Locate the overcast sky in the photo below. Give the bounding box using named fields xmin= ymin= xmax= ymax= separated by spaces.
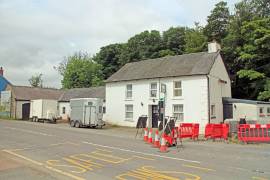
xmin=0 ymin=0 xmax=240 ymax=88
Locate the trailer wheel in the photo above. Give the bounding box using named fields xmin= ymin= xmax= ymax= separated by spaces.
xmin=70 ymin=120 xmax=75 ymax=127
xmin=75 ymin=121 xmax=81 ymax=128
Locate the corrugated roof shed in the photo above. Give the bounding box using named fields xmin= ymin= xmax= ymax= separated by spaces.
xmin=12 ymin=86 xmax=64 ymax=101
xmin=59 ymin=86 xmax=105 ymax=102
xmin=106 ymin=51 xmax=219 ymax=83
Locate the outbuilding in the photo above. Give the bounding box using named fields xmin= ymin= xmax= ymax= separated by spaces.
xmin=2 ymin=85 xmax=63 ymax=119
xmin=223 ymin=97 xmax=270 ymax=123
xmin=105 ymin=42 xmax=232 ymax=133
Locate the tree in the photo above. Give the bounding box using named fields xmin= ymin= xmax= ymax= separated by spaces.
xmin=93 ymin=43 xmax=125 ymax=79
xmin=29 ymin=74 xmax=43 ymax=87
xmin=162 ymin=27 xmax=186 ymax=55
xmin=56 ymin=52 xmax=104 ymax=89
xmin=119 ymin=30 xmax=163 ymax=65
xmin=204 ymin=1 xmax=230 ymax=42
xmin=184 ymin=23 xmax=207 ymax=53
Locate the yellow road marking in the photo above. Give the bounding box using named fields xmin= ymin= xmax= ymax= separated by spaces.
xmin=252 ymin=177 xmax=269 ymax=180
xmin=182 ymin=164 xmax=215 ymax=172
xmin=45 ymin=165 xmax=85 ymax=180
xmin=95 ymin=148 xmax=112 ymax=153
xmin=2 ymin=149 xmax=43 ymax=166
xmin=116 ymin=166 xmax=201 ymax=180
xmin=132 ymin=155 xmax=155 ymax=161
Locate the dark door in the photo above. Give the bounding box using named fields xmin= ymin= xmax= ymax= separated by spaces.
xmin=223 ymin=104 xmax=233 ymax=120
xmin=152 ymin=105 xmax=159 ymax=128
xmin=22 ymin=103 xmax=30 ymax=120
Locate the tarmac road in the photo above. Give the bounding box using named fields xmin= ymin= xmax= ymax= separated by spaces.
xmin=0 ymin=119 xmax=269 ymax=180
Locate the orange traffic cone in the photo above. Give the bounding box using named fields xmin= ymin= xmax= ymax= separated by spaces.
xmin=153 ymin=130 xmax=160 ymax=148
xmin=144 ymin=128 xmax=148 ymax=142
xmin=159 ymin=133 xmax=168 ymax=153
xmin=147 ymin=128 xmax=153 ymax=144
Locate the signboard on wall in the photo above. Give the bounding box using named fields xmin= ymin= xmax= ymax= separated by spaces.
xmin=0 ymin=90 xmax=11 ymax=117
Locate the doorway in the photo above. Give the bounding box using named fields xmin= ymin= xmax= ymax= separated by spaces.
xmin=22 ymin=103 xmax=30 ymax=120
xmin=151 ymin=105 xmax=159 ymax=128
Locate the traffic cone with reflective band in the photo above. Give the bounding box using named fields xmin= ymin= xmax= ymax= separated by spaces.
xmin=159 ymin=133 xmax=168 ymax=153
xmin=153 ymin=130 xmax=160 ymax=148
xmin=148 ymin=128 xmax=153 ymax=144
xmin=144 ymin=128 xmax=148 ymax=142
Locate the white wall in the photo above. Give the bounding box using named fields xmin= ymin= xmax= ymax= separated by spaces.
xmin=58 ymin=102 xmax=71 ymax=120
xmin=209 ymin=54 xmax=231 ymax=123
xmin=105 ymin=75 xmax=209 ymax=133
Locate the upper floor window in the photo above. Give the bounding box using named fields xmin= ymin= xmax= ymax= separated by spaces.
xmin=173 ymin=81 xmax=182 ymax=97
xmin=126 ymin=84 xmax=132 ymax=99
xmin=62 ymin=107 xmax=66 ymax=114
xmin=267 ymin=107 xmax=270 ymax=114
xmin=150 ymin=83 xmax=157 ymax=98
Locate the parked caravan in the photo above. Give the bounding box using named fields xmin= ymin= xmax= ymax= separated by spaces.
xmin=30 ymin=99 xmax=58 ymax=123
xmin=70 ymin=98 xmax=105 ymax=128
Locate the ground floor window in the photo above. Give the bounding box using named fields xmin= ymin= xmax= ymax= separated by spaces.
xmin=173 ymin=104 xmax=183 ymax=121
xmin=125 ymin=104 xmax=133 ymax=121
xmin=211 ymin=105 xmax=216 ymax=118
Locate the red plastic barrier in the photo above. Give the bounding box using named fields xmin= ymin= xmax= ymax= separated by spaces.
xmin=178 ymin=123 xmax=199 ymax=140
xmin=164 ymin=127 xmax=178 ymax=146
xmin=204 ymin=124 xmax=229 ymax=140
xmin=238 ymin=124 xmax=270 ymax=143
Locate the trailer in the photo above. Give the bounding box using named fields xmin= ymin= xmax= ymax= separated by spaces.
xmin=30 ymin=99 xmax=58 ymax=123
xmin=70 ymin=98 xmax=105 ymax=128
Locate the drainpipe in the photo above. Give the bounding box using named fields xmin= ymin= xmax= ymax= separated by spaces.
xmin=207 ymin=76 xmax=210 ymax=124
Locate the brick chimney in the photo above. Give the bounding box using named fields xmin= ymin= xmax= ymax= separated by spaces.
xmin=0 ymin=67 xmax=3 ymax=76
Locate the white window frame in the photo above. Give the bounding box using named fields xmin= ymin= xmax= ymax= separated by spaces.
xmin=173 ymin=81 xmax=182 ymax=97
xmin=125 ymin=104 xmax=133 ymax=121
xmin=150 ymin=82 xmax=157 ymax=98
xmin=173 ymin=104 xmax=184 ymax=121
xmin=211 ymin=104 xmax=216 ymax=118
xmin=62 ymin=107 xmax=66 ymax=114
xmin=126 ymin=84 xmax=132 ymax=99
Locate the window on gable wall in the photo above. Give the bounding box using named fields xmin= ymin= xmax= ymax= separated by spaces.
xmin=211 ymin=105 xmax=216 ymax=118
xmin=173 ymin=81 xmax=182 ymax=97
xmin=150 ymin=83 xmax=157 ymax=98
xmin=259 ymin=107 xmax=264 ymax=114
xmin=62 ymin=107 xmax=66 ymax=114
xmin=173 ymin=104 xmax=184 ymax=121
xmin=126 ymin=84 xmax=132 ymax=99
xmin=267 ymin=107 xmax=270 ymax=116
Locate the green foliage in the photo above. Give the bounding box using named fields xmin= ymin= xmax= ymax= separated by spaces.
xmin=59 ymin=52 xmax=104 ymax=89
xmin=184 ymin=23 xmax=207 ymax=53
xmin=204 ymin=1 xmax=230 ymax=42
xmin=29 ymin=73 xmax=43 ymax=87
xmin=237 ymin=70 xmax=265 ymax=80
xmin=162 ymin=27 xmax=186 ymax=55
xmin=258 ymin=80 xmax=270 ymax=100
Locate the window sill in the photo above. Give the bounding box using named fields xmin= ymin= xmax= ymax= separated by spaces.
xmin=172 ymin=97 xmax=184 ymax=100
xmin=125 ymin=119 xmax=134 ymax=122
xmin=259 ymin=114 xmax=265 ymax=117
xmin=125 ymin=99 xmax=133 ymax=101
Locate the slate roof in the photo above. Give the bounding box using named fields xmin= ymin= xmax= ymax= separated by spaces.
xmin=12 ymin=86 xmax=64 ymax=101
xmin=58 ymin=86 xmax=105 ymax=102
xmin=223 ymin=97 xmax=270 ymax=105
xmin=106 ymin=51 xmax=220 ymax=83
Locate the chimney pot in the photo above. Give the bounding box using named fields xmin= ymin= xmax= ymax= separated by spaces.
xmin=0 ymin=67 xmax=3 ymax=76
